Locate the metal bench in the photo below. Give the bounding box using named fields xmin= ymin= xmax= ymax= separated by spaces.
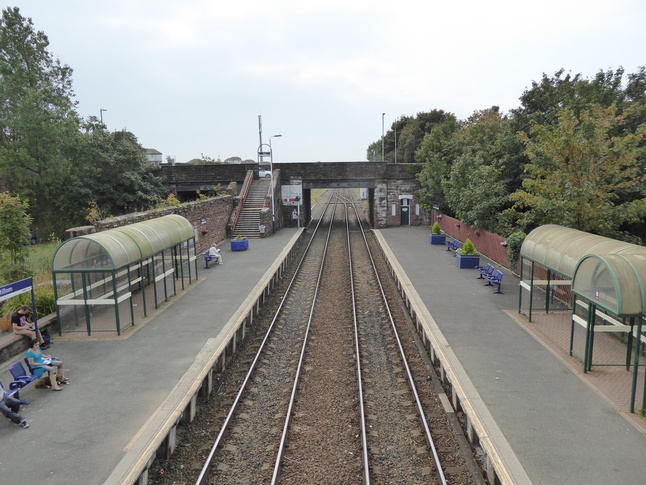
xmin=477 ymin=263 xmax=495 ymax=279
xmin=202 ymin=252 xmax=215 ymax=269
xmin=484 ymin=270 xmax=504 ymax=294
xmin=446 ymin=239 xmax=462 ymax=253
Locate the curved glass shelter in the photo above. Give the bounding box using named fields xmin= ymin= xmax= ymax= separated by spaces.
xmin=52 ymin=215 xmax=198 ymax=336
xmin=519 ymin=224 xmax=646 ymax=413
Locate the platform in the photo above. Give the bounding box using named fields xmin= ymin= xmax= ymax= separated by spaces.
xmin=0 ymin=228 xmax=301 ymax=485
xmin=1 ymin=224 xmax=644 ymax=485
xmin=376 ymin=226 xmax=646 ymax=485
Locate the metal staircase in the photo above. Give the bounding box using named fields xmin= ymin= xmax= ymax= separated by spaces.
xmin=232 ymin=179 xmax=270 ymax=238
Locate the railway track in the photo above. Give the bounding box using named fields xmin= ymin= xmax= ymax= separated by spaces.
xmin=150 ymin=190 xmax=485 ymax=485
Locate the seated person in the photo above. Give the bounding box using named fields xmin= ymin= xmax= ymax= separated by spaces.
xmin=208 ymin=244 xmax=223 ymax=265
xmin=0 ymin=382 xmax=29 ymax=428
xmin=26 ymin=339 xmax=68 ymax=391
xmin=12 ymin=306 xmax=47 ymax=349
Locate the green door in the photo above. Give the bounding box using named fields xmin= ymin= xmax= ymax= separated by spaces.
xmin=401 ymin=199 xmax=410 ymax=225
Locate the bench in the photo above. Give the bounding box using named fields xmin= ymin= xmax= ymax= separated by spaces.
xmin=446 ymin=240 xmax=462 ymax=253
xmin=8 ymin=362 xmax=38 ymax=399
xmin=477 ymin=263 xmax=495 ymax=279
xmin=484 ymin=270 xmax=504 ymax=294
xmin=202 ymin=252 xmax=216 ymax=269
xmin=0 ymin=380 xmax=29 ymax=410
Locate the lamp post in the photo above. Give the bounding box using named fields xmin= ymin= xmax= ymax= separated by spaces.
xmin=269 ymin=135 xmax=282 ymax=233
xmin=381 ymin=112 xmax=385 ymax=161
xmin=100 ymin=108 xmax=107 ymax=124
xmin=257 ymin=134 xmax=282 ymax=234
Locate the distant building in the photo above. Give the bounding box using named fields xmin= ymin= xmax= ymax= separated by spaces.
xmin=145 ymin=148 xmax=163 ymax=165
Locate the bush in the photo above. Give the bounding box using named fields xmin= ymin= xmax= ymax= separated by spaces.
xmin=459 ymin=238 xmax=478 ymax=255
xmin=431 ymin=222 xmax=441 ymax=234
xmin=506 ymin=231 xmax=526 ymax=272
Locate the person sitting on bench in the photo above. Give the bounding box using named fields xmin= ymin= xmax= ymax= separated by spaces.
xmin=12 ymin=306 xmax=47 ymax=349
xmin=26 ymin=339 xmax=68 ymax=391
xmin=208 ymin=244 xmax=223 ymax=265
xmin=0 ymin=382 xmax=29 ymax=428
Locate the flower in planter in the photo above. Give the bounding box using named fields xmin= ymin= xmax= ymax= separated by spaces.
xmin=457 ymin=238 xmax=478 ymax=255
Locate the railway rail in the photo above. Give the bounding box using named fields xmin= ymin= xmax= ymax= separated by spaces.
xmin=150 ymin=190 xmax=486 ymax=485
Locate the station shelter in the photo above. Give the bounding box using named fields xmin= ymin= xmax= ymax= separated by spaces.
xmin=519 ymin=224 xmax=646 ymax=412
xmin=51 ymin=215 xmax=199 ymax=336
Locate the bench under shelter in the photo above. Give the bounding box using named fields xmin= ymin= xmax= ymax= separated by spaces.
xmin=519 ymin=224 xmax=646 ymax=412
xmin=51 ymin=215 xmax=199 ymax=336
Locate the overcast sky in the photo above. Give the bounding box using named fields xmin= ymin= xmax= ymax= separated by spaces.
xmin=11 ymin=0 xmax=646 ymax=163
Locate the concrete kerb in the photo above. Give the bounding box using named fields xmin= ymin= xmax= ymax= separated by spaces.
xmin=373 ymin=230 xmax=532 ymax=485
xmin=105 ymin=229 xmax=305 ymax=485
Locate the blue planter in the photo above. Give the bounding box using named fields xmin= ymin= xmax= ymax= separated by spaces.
xmin=456 ymin=253 xmax=480 ymax=269
xmin=230 ymin=238 xmax=249 ymax=251
xmin=428 ymin=233 xmax=446 ymax=245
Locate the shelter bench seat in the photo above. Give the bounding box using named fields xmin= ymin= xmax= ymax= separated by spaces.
xmin=484 ymin=270 xmax=504 ymax=294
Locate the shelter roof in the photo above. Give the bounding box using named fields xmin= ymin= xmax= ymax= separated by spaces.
xmin=52 ymin=215 xmax=195 ymax=272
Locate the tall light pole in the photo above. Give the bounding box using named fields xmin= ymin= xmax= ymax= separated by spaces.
xmin=381 ymin=113 xmax=385 ymax=161
xmin=269 ymin=134 xmax=282 ymax=233
xmin=100 ymin=108 xmax=107 ymax=124
xmin=394 ymin=116 xmax=398 ymax=163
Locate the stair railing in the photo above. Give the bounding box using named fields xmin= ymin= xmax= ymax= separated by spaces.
xmin=230 ymin=171 xmax=254 ymax=234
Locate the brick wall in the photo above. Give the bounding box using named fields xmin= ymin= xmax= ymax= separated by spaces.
xmin=92 ymin=196 xmax=233 ymax=254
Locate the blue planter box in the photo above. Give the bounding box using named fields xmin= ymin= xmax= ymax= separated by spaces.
xmin=456 ymin=253 xmax=480 ymax=269
xmin=428 ymin=233 xmax=446 ymax=245
xmin=230 ymin=238 xmax=249 ymax=251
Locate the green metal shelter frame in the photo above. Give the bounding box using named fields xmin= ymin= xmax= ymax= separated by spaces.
xmin=519 ymin=224 xmax=646 ymax=413
xmin=572 ymin=253 xmax=646 ymax=413
xmin=51 ymin=215 xmax=199 ymax=336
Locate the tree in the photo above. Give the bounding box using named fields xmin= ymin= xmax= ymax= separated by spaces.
xmin=415 ymin=116 xmax=459 ymax=211
xmin=0 ymin=192 xmax=32 ymax=282
xmin=441 ymin=107 xmax=510 ymax=231
xmin=62 ymin=120 xmax=169 ymax=225
xmin=0 ymin=7 xmax=80 ymax=235
xmin=509 ymin=105 xmax=646 ymax=241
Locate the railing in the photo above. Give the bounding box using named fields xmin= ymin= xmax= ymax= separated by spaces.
xmin=230 ymin=171 xmax=254 ymax=234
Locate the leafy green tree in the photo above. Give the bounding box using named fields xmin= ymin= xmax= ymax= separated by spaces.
xmin=0 ymin=7 xmax=80 ymax=235
xmin=441 ymin=107 xmax=510 ymax=230
xmin=0 ymin=192 xmax=32 ymax=282
xmin=415 ymin=116 xmax=459 ymax=211
xmin=508 ymin=105 xmax=646 ymax=241
xmin=62 ymin=119 xmax=169 ymax=225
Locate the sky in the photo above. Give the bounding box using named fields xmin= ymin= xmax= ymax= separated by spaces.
xmin=10 ymin=0 xmax=646 ymax=163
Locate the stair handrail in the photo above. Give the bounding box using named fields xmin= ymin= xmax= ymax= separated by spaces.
xmin=263 ymin=168 xmax=275 ymax=209
xmin=231 ymin=171 xmax=254 ymax=234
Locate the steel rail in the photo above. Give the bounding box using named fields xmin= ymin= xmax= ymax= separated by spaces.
xmin=341 ymin=193 xmax=371 ymax=484
xmin=346 ymin=194 xmax=448 ymax=485
xmin=195 ymin=196 xmax=336 ymax=485
xmin=269 ymin=195 xmax=338 ymax=484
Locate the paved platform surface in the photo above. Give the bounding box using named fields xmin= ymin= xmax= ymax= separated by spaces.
xmin=1 ymin=224 xmax=644 ymax=485
xmin=377 ymin=226 xmax=646 ymax=485
xmin=0 ymin=228 xmax=301 ymax=485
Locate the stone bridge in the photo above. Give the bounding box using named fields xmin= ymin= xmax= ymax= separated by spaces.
xmin=159 ymin=162 xmax=427 ymax=228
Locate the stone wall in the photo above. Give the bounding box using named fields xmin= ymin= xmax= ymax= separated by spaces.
xmin=90 ymin=196 xmax=234 ymax=253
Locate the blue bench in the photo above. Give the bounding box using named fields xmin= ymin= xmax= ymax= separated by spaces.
xmin=477 ymin=263 xmax=495 ymax=279
xmin=8 ymin=362 xmax=38 ymax=400
xmin=446 ymin=240 xmax=462 ymax=253
xmin=484 ymin=270 xmax=504 ymax=294
xmin=202 ymin=252 xmax=216 ymax=269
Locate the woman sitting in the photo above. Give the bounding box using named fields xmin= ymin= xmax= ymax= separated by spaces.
xmin=26 ymin=339 xmax=68 ymax=391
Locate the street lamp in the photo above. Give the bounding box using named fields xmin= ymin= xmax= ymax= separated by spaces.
xmin=269 ymin=135 xmax=282 ymax=233
xmin=381 ymin=113 xmax=385 ymax=161
xmin=257 ymin=134 xmax=282 ymax=234
xmin=100 ymin=108 xmax=107 ymax=124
